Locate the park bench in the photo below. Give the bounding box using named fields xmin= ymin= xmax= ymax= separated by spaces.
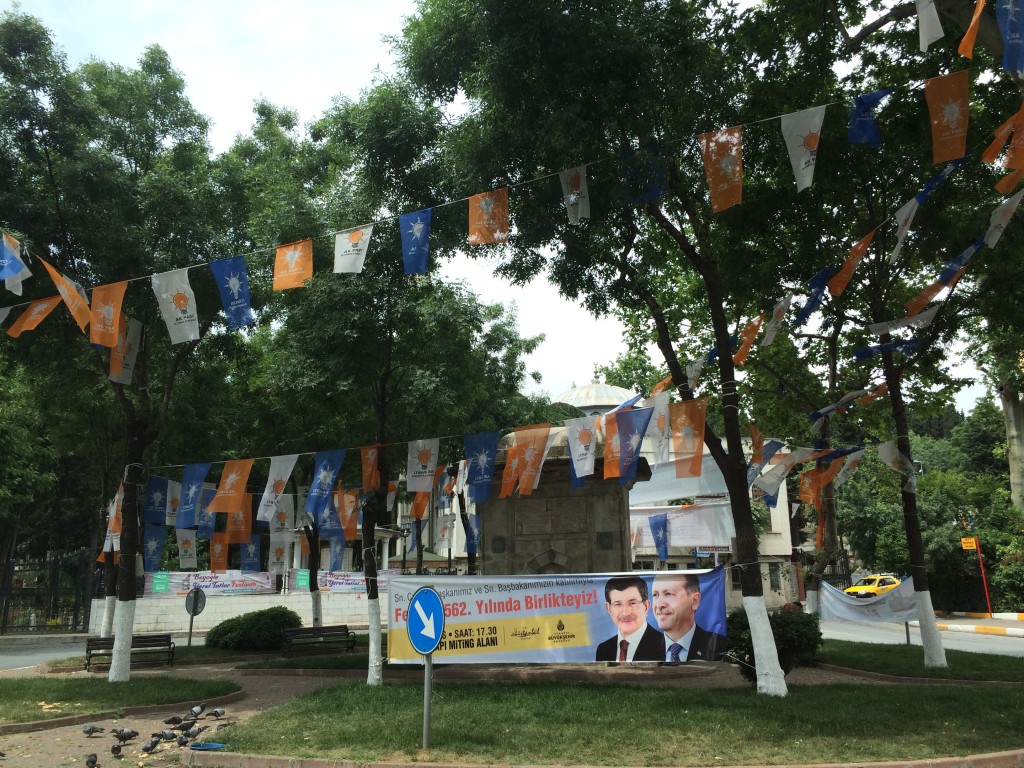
xmin=84 ymin=633 xmax=175 ymax=671
xmin=281 ymin=624 xmax=358 ymax=657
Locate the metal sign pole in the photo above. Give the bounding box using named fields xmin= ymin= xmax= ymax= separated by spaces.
xmin=423 ymin=652 xmax=433 ymax=749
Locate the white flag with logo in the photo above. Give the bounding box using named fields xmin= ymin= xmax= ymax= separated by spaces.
xmin=268 ymin=532 xmax=291 ymax=574
xmin=165 ymin=479 xmax=181 ymax=527
xmin=832 ymin=448 xmax=865 ymax=489
xmin=565 ymin=415 xmax=599 ymax=478
xmin=176 ymin=528 xmax=198 ymax=570
xmin=781 ymin=106 xmax=826 ymax=192
xmin=761 ymin=292 xmax=792 ymax=348
xmin=559 ymin=165 xmax=591 ymax=224
xmin=985 ymin=188 xmax=1024 ymax=248
xmin=407 ymin=438 xmax=439 ymax=492
xmin=643 ymin=392 xmax=671 ymax=464
xmin=270 ymin=493 xmax=295 ymax=533
xmin=878 ymin=440 xmax=918 ymax=493
xmin=868 ymin=305 xmax=941 ymax=336
xmin=436 ymin=513 xmax=456 ymax=549
xmin=889 ymin=197 xmax=920 ymax=263
xmin=151 ymin=268 xmax=200 ymax=344
xmin=258 ymin=454 xmax=299 ymax=522
xmin=915 ymin=0 xmax=943 ymax=51
xmin=334 ymin=224 xmax=375 ymax=273
xmin=109 ymin=316 xmax=142 ymax=385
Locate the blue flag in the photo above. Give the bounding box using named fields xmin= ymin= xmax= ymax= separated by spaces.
xmin=142 ymin=524 xmax=165 ymax=572
xmin=195 ymin=487 xmax=217 ymax=539
xmin=144 ymin=477 xmax=170 ymax=524
xmin=328 ymin=536 xmax=346 ymax=571
xmin=209 ymin=256 xmax=255 ymax=329
xmin=409 ymin=518 xmax=421 ymax=553
xmin=0 ymin=233 xmax=27 ymax=280
xmin=304 ymin=449 xmax=347 ymax=519
xmin=465 ymin=515 xmax=481 ymax=555
xmin=400 ymin=209 xmax=432 ymax=275
xmin=916 ymin=161 xmax=962 ymax=204
xmin=997 ymin=0 xmax=1024 ymax=73
xmin=616 ymin=407 xmax=654 ymax=484
xmin=793 ymin=265 xmax=836 ymax=327
xmin=623 ymin=145 xmax=664 ymax=203
xmin=853 ymin=338 xmax=918 ymax=361
xmin=240 ymin=536 xmax=262 ymax=573
xmin=569 ymin=456 xmax=586 ymax=491
xmin=464 ymin=430 xmax=499 ymax=503
xmin=848 ymin=89 xmax=893 ymax=147
xmin=649 ymin=513 xmax=669 ymax=562
xmin=178 ymin=463 xmax=212 ymax=529
xmin=317 ymin=492 xmax=342 ymax=536
xmin=938 ymin=238 xmax=984 ymax=284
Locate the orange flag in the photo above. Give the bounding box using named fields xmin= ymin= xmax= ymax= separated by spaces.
xmin=225 ymin=495 xmax=252 ymax=544
xmin=698 ymin=126 xmax=743 ymax=212
xmin=410 ymin=490 xmax=430 ymax=519
xmin=273 ymin=238 xmax=313 ymax=290
xmin=89 ymin=281 xmax=128 ymax=348
xmin=468 ymin=188 xmax=510 ymax=245
xmin=107 ymin=483 xmax=124 ymax=535
xmin=828 ymin=230 xmax=876 ymax=297
xmin=603 ymin=413 xmax=622 ymax=480
xmin=210 ymin=533 xmax=229 ymax=573
xmin=38 ymin=257 xmax=90 ymax=332
xmin=515 ymin=423 xmax=551 ymax=495
xmin=957 ymin=0 xmax=987 ymax=59
xmin=650 ymin=374 xmax=674 ymax=396
xmin=360 ymin=445 xmax=381 ymax=492
xmin=925 ymin=70 xmax=969 ymax=164
xmin=996 ymin=168 xmax=1024 ymax=194
xmin=338 ymin=490 xmax=359 ymax=540
xmin=858 ymin=384 xmax=888 ymax=405
xmin=7 ymin=296 xmax=61 ymax=338
xmin=982 ymin=103 xmax=1024 ymax=169
xmin=499 ymin=444 xmax=526 ymax=499
xmin=748 ymin=423 xmax=765 ymax=466
xmin=732 ymin=313 xmax=765 ymax=366
xmin=207 ymin=458 xmax=255 ymax=514
xmin=905 ymin=281 xmax=944 ymax=317
xmin=670 ymin=398 xmax=707 ymax=478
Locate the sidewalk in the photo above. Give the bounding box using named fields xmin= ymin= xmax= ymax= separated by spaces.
xmin=928 ymin=614 xmax=1024 ymax=638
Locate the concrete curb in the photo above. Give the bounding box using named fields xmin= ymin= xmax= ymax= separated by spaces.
xmin=912 ymin=622 xmax=1024 ymax=638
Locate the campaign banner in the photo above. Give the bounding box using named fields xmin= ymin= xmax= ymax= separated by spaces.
xmin=145 ymin=570 xmax=277 ymax=596
xmin=286 ymin=568 xmax=398 ymax=593
xmin=388 ymin=569 xmax=726 ymax=665
xmin=818 ymin=579 xmax=918 ymax=622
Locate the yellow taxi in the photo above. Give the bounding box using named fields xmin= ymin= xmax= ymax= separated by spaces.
xmin=844 ymin=574 xmax=901 ymax=598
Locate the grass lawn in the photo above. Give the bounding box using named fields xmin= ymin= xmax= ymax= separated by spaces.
xmin=0 ymin=677 xmax=240 ymax=725
xmin=817 ymin=639 xmax=1024 ymax=680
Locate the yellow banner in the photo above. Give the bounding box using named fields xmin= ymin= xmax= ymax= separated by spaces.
xmin=388 ymin=612 xmax=593 ymax=661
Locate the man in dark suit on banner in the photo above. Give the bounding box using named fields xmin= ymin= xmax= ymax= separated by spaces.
xmin=652 ymin=572 xmax=726 ymax=662
xmin=595 ymin=575 xmax=665 ymax=662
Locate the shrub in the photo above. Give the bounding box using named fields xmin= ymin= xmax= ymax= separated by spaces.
xmin=726 ymin=603 xmax=822 ymax=683
xmin=204 ymin=607 xmax=302 ymax=652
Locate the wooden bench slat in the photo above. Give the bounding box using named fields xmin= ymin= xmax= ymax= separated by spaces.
xmin=281 ymin=624 xmax=357 ymax=656
xmin=85 ymin=633 xmax=175 ymax=671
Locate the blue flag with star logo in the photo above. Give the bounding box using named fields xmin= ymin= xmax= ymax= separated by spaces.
xmin=463 ymin=430 xmax=499 ymax=503
xmin=400 ymin=209 xmax=432 ymax=275
xmin=195 ymin=487 xmax=217 ymax=539
xmin=304 ymin=449 xmax=347 ymax=519
xmin=649 ymin=513 xmax=669 ymax=561
xmin=178 ymin=463 xmax=212 ymax=529
xmin=144 ymin=477 xmax=170 ymax=524
xmin=240 ymin=536 xmax=262 ymax=573
xmin=209 ymin=256 xmax=254 ymax=329
xmin=143 ymin=524 xmax=165 ymax=572
xmin=997 ymin=0 xmax=1024 ymax=73
xmin=847 ymin=89 xmax=892 ymax=147
xmin=616 ymin=407 xmax=654 ymax=484
xmin=465 ymin=515 xmax=481 ymax=555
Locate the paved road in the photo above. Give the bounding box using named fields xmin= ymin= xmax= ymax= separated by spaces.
xmin=821 ymin=618 xmax=1024 ymax=657
xmin=0 ymin=639 xmax=86 ymax=671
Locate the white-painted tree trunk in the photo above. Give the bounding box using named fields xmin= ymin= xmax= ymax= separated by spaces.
xmin=310 ymin=589 xmax=322 ymax=628
xmin=999 ymin=384 xmax=1024 ymax=510
xmin=804 ymin=589 xmax=819 ymax=615
xmin=744 ymin=596 xmax=788 ymax=696
xmin=915 ymin=590 xmax=947 ymax=667
xmin=100 ymin=596 xmax=117 ymax=638
xmin=366 ymin=598 xmax=383 ymax=686
xmin=107 ymin=599 xmax=136 ymax=682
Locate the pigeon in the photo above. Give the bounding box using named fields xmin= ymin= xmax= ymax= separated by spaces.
xmin=186 ymin=702 xmax=206 ymax=718
xmin=163 ymin=716 xmax=183 ymax=726
xmin=111 ymin=728 xmax=138 ymax=744
xmin=85 ymin=754 xmax=99 ymax=768
xmin=110 ymin=743 xmax=121 ymax=758
xmin=208 ymin=708 xmax=225 ymax=719
xmin=176 ymin=735 xmax=189 ymax=747
xmin=182 ymin=725 xmax=209 ymax=739
xmin=151 ymin=730 xmax=177 ymax=741
xmin=82 ymin=724 xmax=105 ymax=737
xmin=173 ymin=719 xmax=197 ymax=731
xmin=140 ymin=738 xmax=160 ymax=754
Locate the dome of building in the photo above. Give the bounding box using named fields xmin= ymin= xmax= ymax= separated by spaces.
xmin=552 ymin=380 xmax=640 ymax=417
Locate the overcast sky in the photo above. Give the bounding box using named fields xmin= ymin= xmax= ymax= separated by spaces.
xmin=5 ymin=0 xmax=988 ymax=413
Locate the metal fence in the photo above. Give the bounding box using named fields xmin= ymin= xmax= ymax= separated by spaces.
xmin=0 ymin=550 xmax=91 ymax=634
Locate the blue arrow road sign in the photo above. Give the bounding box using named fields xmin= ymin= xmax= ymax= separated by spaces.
xmin=407 ymin=586 xmax=445 ymax=655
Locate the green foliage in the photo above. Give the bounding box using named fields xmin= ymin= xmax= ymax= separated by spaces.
xmin=204 ymin=607 xmax=302 ymax=652
xmin=726 ymin=605 xmax=822 ymax=683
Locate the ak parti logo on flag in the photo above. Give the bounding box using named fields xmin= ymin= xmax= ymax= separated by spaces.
xmin=273 ymin=238 xmax=313 ymax=290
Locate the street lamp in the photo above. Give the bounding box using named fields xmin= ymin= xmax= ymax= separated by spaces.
xmin=400 ymin=524 xmax=411 ymax=573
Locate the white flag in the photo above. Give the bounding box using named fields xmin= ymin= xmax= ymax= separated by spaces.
xmin=559 ymin=165 xmax=591 ymax=224
xmin=915 ymin=0 xmax=944 ymax=51
xmin=985 ymin=188 xmax=1024 ymax=248
xmin=109 ymin=316 xmax=142 ymax=385
xmin=151 ymin=268 xmax=200 ymax=344
xmin=5 ymin=261 xmax=31 ymax=296
xmin=334 ymin=224 xmax=375 ymax=273
xmin=686 ymin=357 xmax=704 ymax=390
xmin=165 ymin=479 xmax=181 ymax=527
xmin=643 ymin=392 xmax=671 ymax=464
xmin=407 ymin=438 xmax=439 ymax=492
xmin=878 ymin=440 xmax=918 ymax=493
xmin=565 ymin=415 xmax=599 ymax=478
xmin=781 ymin=106 xmax=826 ymax=192
xmin=868 ymin=305 xmax=941 ymax=336
xmin=761 ymin=292 xmax=792 ymax=348
xmin=753 ymin=447 xmax=816 ymax=500
xmin=0 ymin=307 xmax=10 ymax=327
xmin=176 ymin=528 xmax=198 ymax=570
xmin=833 ymin=448 xmax=865 ymax=489
xmin=268 ymin=532 xmax=291 ymax=574
xmin=889 ymin=197 xmax=920 ymax=263
xmin=810 ymin=389 xmax=871 ymax=433
xmin=436 ymin=513 xmax=456 ymax=549
xmin=454 ymin=459 xmax=468 ymax=494
xmin=270 ymin=493 xmax=295 ymax=533
xmin=258 ymin=454 xmax=299 ymax=521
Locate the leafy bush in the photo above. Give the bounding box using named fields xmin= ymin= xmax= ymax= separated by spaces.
xmin=726 ymin=603 xmax=822 ymax=683
xmin=204 ymin=607 xmax=302 ymax=652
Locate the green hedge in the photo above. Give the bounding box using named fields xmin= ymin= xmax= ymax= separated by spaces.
xmin=204 ymin=606 xmax=302 ymax=651
xmin=726 ymin=603 xmax=822 ymax=683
